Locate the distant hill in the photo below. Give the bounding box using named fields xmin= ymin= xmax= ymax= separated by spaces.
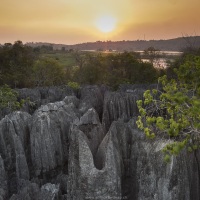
xmin=26 ymin=36 xmax=200 ymax=52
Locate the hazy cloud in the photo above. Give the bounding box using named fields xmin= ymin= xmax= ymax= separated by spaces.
xmin=0 ymin=0 xmax=199 ymax=44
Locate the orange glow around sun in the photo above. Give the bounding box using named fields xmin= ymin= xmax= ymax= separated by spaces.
xmin=0 ymin=0 xmax=200 ymax=44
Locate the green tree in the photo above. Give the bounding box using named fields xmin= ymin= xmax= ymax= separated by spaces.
xmin=143 ymin=46 xmax=160 ymax=64
xmin=32 ymin=58 xmax=65 ymax=86
xmin=0 ymin=85 xmax=22 ymax=110
xmin=0 ymin=41 xmax=36 ymax=87
xmin=136 ymin=55 xmax=200 ymax=161
xmin=104 ymin=52 xmax=161 ymax=89
xmin=166 ymin=47 xmax=200 ymax=80
xmin=73 ymin=50 xmax=87 ymax=70
xmin=71 ymin=51 xmax=163 ymax=89
xmin=72 ymin=53 xmax=105 ymax=85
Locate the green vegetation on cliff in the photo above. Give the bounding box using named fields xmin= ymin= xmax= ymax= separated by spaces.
xmin=0 ymin=85 xmax=23 ymax=110
xmin=137 ymin=55 xmax=200 ymax=161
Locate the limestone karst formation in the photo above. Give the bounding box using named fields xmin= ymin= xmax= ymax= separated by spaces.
xmin=0 ymin=85 xmax=199 ymax=200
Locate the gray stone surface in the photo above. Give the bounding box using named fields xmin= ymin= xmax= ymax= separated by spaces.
xmin=67 ymin=128 xmax=121 ymax=200
xmin=102 ymin=91 xmax=143 ymax=132
xmin=118 ymin=83 xmax=158 ymax=92
xmin=0 ymin=85 xmax=198 ymax=200
xmin=40 ymin=183 xmax=60 ymax=200
xmin=16 ymin=86 xmax=75 ymax=116
xmin=63 ymin=96 xmax=79 ymax=108
xmin=30 ymin=101 xmax=79 ymax=176
xmin=9 ymin=182 xmax=60 ymax=200
xmin=128 ymin=119 xmax=200 ymax=200
xmin=9 ymin=181 xmax=40 ymax=200
xmin=78 ymin=85 xmax=105 ymax=118
xmin=78 ymin=108 xmax=105 ymax=157
xmin=0 ymin=112 xmax=31 ymax=195
xmin=97 ymin=119 xmax=200 ymax=200
xmin=0 ymin=156 xmax=8 ymax=200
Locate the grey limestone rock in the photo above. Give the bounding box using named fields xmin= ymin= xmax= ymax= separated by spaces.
xmin=96 ymin=119 xmax=200 ymax=200
xmin=102 ymin=91 xmax=143 ymax=132
xmin=30 ymin=100 xmax=79 ymax=176
xmin=16 ymin=86 xmax=75 ymax=116
xmin=0 ymin=84 xmax=199 ymax=200
xmin=39 ymin=86 xmax=74 ymax=104
xmin=118 ymin=83 xmax=158 ymax=93
xmin=0 ymin=156 xmax=8 ymax=200
xmin=95 ymin=120 xmax=132 ymax=199
xmin=0 ymin=112 xmax=31 ymax=195
xmin=9 ymin=181 xmax=40 ymax=200
xmin=79 ymin=85 xmax=105 ymax=118
xmin=40 ymin=183 xmax=60 ymax=200
xmin=55 ymin=174 xmax=68 ymax=195
xmin=67 ymin=128 xmax=121 ymax=200
xmin=127 ymin=119 xmax=200 ymax=200
xmin=78 ymin=108 xmax=105 ymax=157
xmin=14 ymin=134 xmax=30 ymax=188
xmin=9 ymin=182 xmax=60 ymax=200
xmin=63 ymin=96 xmax=79 ymax=108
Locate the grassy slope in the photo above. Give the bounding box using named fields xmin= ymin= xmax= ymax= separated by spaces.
xmin=39 ymin=50 xmax=180 ymax=70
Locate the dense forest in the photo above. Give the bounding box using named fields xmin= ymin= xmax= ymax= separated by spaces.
xmin=0 ymin=41 xmax=165 ymax=89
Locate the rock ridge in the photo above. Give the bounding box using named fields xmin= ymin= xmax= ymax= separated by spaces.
xmin=0 ymin=84 xmax=199 ymax=199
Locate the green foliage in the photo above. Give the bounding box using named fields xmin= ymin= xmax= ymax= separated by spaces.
xmin=143 ymin=47 xmax=161 ymax=64
xmin=67 ymin=81 xmax=80 ymax=90
xmin=137 ymin=55 xmax=200 ymax=159
xmin=0 ymin=42 xmax=164 ymax=89
xmin=0 ymin=85 xmax=22 ymax=110
xmin=32 ymin=58 xmax=65 ymax=86
xmin=33 ymin=45 xmax=53 ymax=54
xmin=0 ymin=41 xmax=37 ymax=87
xmin=166 ymin=47 xmax=200 ymax=80
xmin=40 ymin=52 xmax=77 ymax=68
xmin=71 ymin=52 xmax=162 ymax=89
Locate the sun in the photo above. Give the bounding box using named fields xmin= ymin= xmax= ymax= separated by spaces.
xmin=95 ymin=15 xmax=116 ymax=33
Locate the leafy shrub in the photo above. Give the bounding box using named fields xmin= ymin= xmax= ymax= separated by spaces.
xmin=32 ymin=58 xmax=65 ymax=86
xmin=137 ymin=55 xmax=200 ymax=161
xmin=0 ymin=85 xmax=23 ymax=110
xmin=67 ymin=81 xmax=80 ymax=90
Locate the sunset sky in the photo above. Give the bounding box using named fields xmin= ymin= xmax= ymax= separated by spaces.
xmin=1 ymin=0 xmax=200 ymax=44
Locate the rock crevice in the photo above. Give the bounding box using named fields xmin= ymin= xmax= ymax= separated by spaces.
xmin=0 ymin=85 xmax=199 ymax=200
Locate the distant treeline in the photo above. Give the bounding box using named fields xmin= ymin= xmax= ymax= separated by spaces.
xmin=26 ymin=36 xmax=200 ymax=52
xmin=0 ymin=41 xmax=165 ymax=89
xmin=0 ymin=41 xmax=65 ymax=88
xmin=0 ymin=40 xmax=199 ymax=89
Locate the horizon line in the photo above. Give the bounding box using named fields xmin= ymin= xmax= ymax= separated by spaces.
xmin=1 ymin=35 xmax=200 ymax=46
